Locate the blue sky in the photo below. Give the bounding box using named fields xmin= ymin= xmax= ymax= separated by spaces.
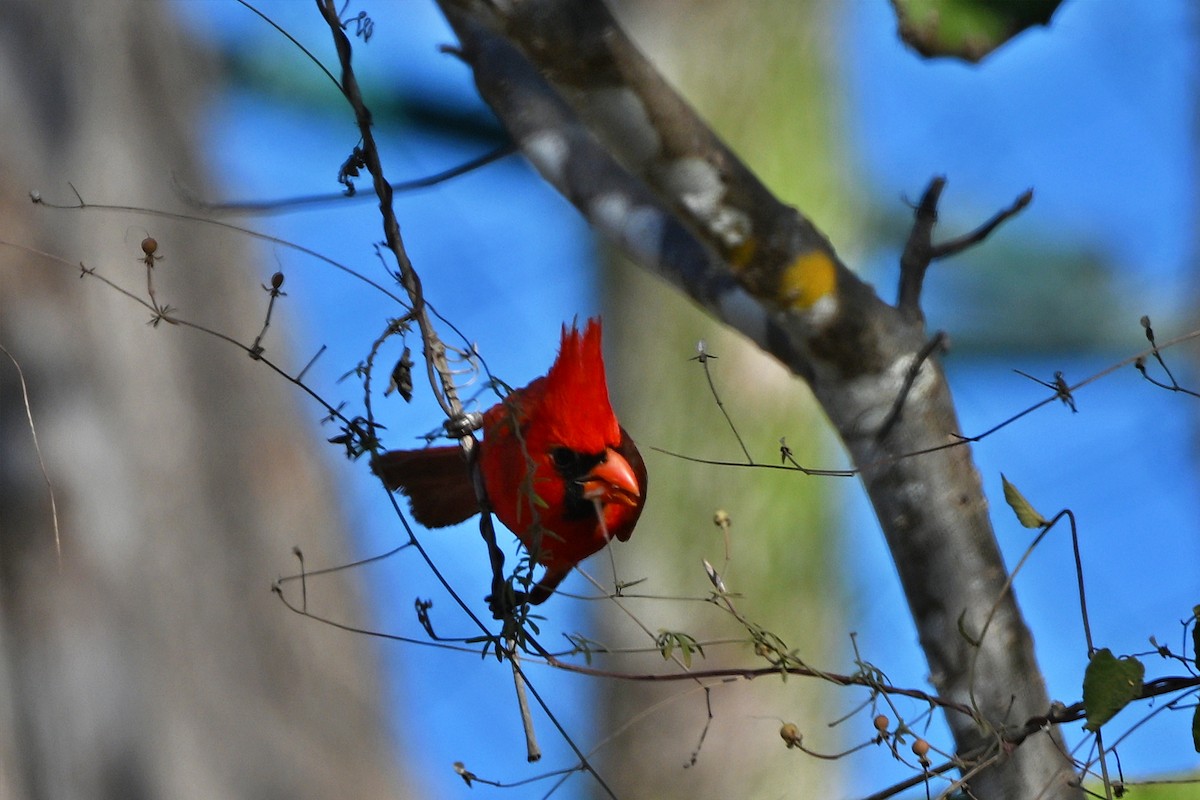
xmin=174 ymin=1 xmax=1200 ymax=796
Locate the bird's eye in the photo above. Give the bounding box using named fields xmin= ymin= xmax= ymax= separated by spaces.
xmin=550 ymin=447 xmax=577 ymax=469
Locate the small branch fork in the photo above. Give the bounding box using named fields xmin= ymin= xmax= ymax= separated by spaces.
xmin=897 ymin=176 xmax=1033 ymax=321
xmin=1136 ymin=315 xmax=1200 ymax=399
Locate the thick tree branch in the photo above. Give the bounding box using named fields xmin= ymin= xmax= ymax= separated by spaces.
xmin=432 ymin=1 xmax=1082 ymax=797
xmin=437 ymin=0 xmax=908 ymax=385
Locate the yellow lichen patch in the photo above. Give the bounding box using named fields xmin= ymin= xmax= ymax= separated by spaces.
xmin=727 ymin=235 xmax=757 ymax=271
xmin=779 ymin=250 xmax=837 ymax=309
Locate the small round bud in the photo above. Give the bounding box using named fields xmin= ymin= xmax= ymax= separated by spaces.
xmin=271 ymin=271 xmax=285 ymax=290
xmin=141 ymin=237 xmax=158 ymax=256
xmin=912 ymin=738 xmax=930 ymax=761
xmin=1139 ymin=315 xmax=1151 ymax=329
xmin=779 ymin=722 xmax=802 ymax=749
xmin=713 ymin=509 xmax=730 ymax=527
xmin=873 ymin=714 xmax=889 ymax=733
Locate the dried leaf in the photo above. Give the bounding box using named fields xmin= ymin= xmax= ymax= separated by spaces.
xmin=1002 ymin=474 xmax=1047 ymax=528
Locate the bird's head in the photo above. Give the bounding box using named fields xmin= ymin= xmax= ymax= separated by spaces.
xmin=521 ymin=319 xmax=646 ymax=535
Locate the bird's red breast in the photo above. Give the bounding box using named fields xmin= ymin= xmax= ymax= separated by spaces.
xmin=371 ymin=319 xmax=647 ymax=603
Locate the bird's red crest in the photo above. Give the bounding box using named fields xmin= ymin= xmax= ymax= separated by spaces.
xmin=534 ymin=319 xmax=621 ymax=453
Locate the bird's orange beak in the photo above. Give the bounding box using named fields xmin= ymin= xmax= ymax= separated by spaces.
xmin=581 ymin=448 xmax=641 ymax=507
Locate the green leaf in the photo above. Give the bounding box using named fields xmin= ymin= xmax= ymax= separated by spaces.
xmin=563 ymin=632 xmax=609 ymax=666
xmin=891 ymin=0 xmax=1063 ymax=63
xmin=1001 ymin=474 xmax=1047 ymax=528
xmin=1082 ymin=648 xmax=1144 ymax=732
xmin=656 ymin=630 xmax=704 ymax=668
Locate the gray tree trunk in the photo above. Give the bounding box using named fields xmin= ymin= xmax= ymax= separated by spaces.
xmin=0 ymin=2 xmax=404 ymax=797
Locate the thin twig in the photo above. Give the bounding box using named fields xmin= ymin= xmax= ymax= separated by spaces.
xmin=650 ymin=446 xmax=855 ymax=477
xmin=250 ymin=272 xmax=286 ymax=357
xmin=1013 ymin=369 xmax=1077 ymax=412
xmin=1135 ymin=315 xmax=1200 ymax=398
xmin=5 ymin=240 xmax=356 ymax=431
xmin=234 ymin=0 xmax=342 ymax=92
xmin=929 ymin=189 xmax=1033 ymax=260
xmin=508 ymin=641 xmax=542 ymax=762
xmin=31 ymin=192 xmax=411 ymax=306
xmin=685 ymin=687 xmax=714 ymax=767
xmin=0 ymin=344 xmax=62 ymax=569
xmin=183 ymin=144 xmax=518 ymax=215
xmin=692 ymin=340 xmax=753 ymax=463
xmin=275 ymin=541 xmax=411 ymax=584
xmin=292 ymin=547 xmax=307 ymax=612
xmin=295 ymin=344 xmax=326 ymax=383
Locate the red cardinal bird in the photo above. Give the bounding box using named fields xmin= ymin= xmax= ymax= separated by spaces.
xmin=372 ymin=319 xmax=647 ymax=604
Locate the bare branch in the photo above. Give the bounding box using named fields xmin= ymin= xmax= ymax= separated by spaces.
xmin=898 ymin=176 xmax=1033 ymax=320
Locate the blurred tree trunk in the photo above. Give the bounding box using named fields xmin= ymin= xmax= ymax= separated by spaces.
xmin=0 ymin=2 xmax=404 ymax=798
xmin=600 ymin=2 xmax=851 ymax=797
